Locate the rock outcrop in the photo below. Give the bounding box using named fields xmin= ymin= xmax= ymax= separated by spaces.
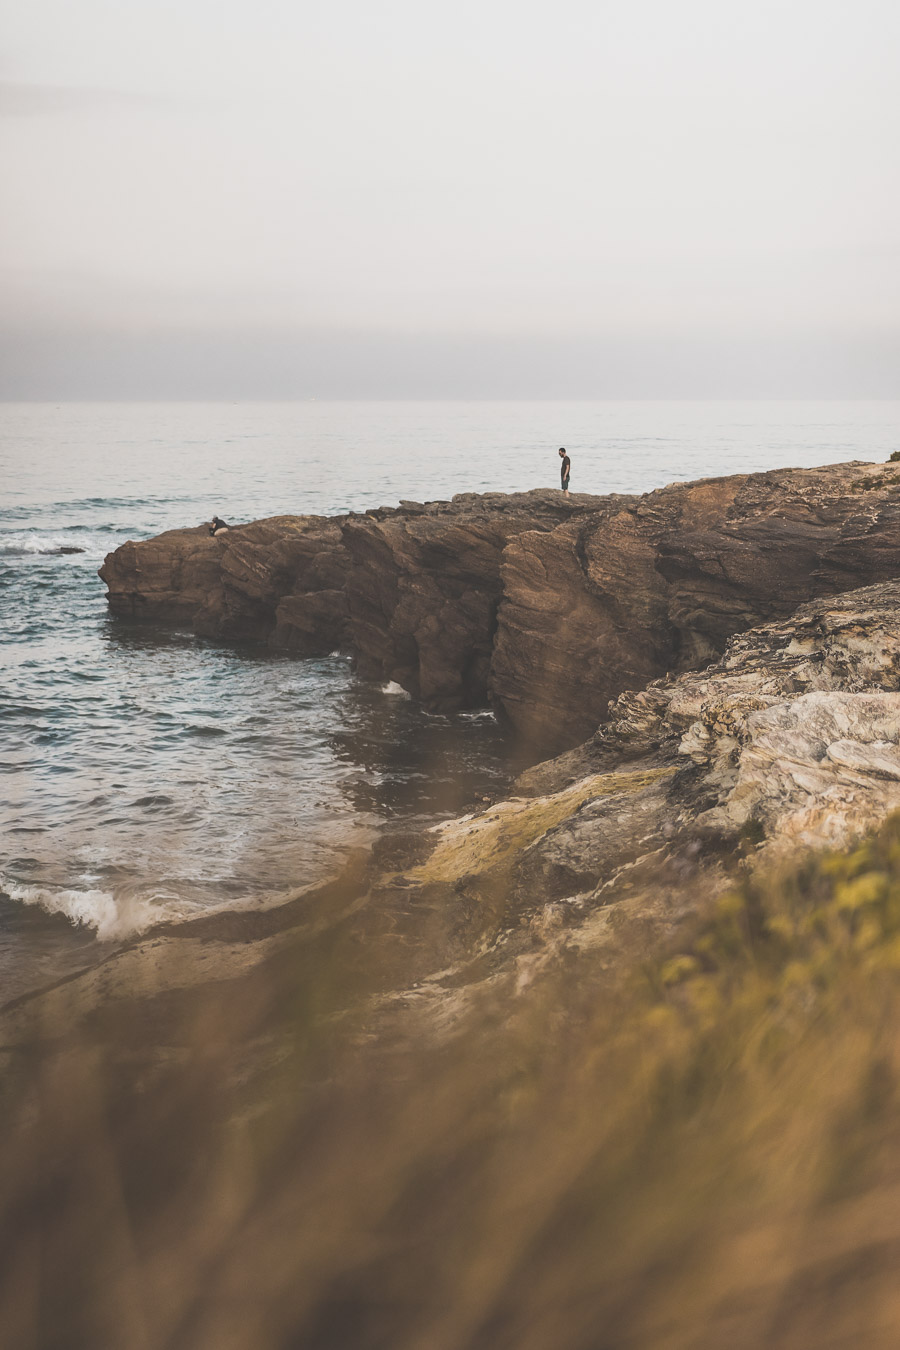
xmin=45 ymin=576 xmax=900 ymax=1051
xmin=363 ymin=578 xmax=900 ymax=1016
xmin=12 ymin=573 xmax=900 ymax=1350
xmin=99 ymin=515 xmax=351 ymax=653
xmin=340 ymin=492 xmax=609 ymax=708
xmin=492 ymin=462 xmax=900 ymax=748
xmin=100 ymin=491 xmax=612 ymax=709
xmin=604 ymin=580 xmax=900 ymax=854
xmin=511 ymin=577 xmax=900 ymax=883
xmin=100 ymin=462 xmax=900 ymax=750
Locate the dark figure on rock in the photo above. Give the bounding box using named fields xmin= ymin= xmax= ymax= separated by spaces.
xmin=558 ymin=447 xmax=571 ymax=494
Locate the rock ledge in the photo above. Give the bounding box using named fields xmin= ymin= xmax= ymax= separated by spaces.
xmin=100 ymin=463 xmax=900 ymax=751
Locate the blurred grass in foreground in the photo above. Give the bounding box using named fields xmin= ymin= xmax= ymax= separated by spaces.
xmin=7 ymin=817 xmax=900 ymax=1347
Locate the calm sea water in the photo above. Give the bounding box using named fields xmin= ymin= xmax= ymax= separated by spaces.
xmin=1 ymin=401 xmax=898 ymax=999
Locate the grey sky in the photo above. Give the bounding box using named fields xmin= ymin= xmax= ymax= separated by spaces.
xmin=1 ymin=0 xmax=898 ymax=396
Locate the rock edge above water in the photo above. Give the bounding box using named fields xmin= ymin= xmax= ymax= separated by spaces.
xmin=99 ymin=463 xmax=900 ymax=753
xmin=21 ymin=575 xmax=900 ymax=1044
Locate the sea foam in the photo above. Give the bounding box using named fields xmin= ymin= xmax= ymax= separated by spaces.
xmin=381 ymin=681 xmax=411 ymax=697
xmin=0 ymin=531 xmax=100 ymax=558
xmin=2 ymin=880 xmax=158 ymax=941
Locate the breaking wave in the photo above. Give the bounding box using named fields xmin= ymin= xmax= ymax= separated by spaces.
xmin=0 ymin=873 xmax=343 ymax=944
xmin=0 ymin=531 xmax=109 ymax=558
xmin=2 ymin=879 xmax=162 ymax=941
xmin=381 ymin=681 xmax=411 ymax=697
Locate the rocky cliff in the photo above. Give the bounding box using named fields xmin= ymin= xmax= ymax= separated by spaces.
xmin=99 ymin=491 xmax=614 ymax=712
xmin=339 ymin=492 xmax=609 ymax=709
xmin=100 ymin=462 xmax=900 ymax=750
xmin=17 ymin=574 xmax=900 ymax=1112
xmin=492 ymin=461 xmax=900 ymax=747
xmin=14 ymin=564 xmax=900 ymax=1350
xmin=340 ymin=576 xmax=900 ymax=1026
xmin=98 ymin=514 xmax=352 ymax=652
xmin=69 ymin=574 xmax=900 ymax=1039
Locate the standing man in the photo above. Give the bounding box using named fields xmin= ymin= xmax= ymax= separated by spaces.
xmin=558 ymin=447 xmax=571 ymax=494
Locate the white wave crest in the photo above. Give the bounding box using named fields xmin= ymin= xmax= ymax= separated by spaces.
xmin=381 ymin=681 xmax=411 ymax=697
xmin=3 ymin=880 xmax=158 ymax=941
xmin=0 ymin=531 xmax=99 ymax=558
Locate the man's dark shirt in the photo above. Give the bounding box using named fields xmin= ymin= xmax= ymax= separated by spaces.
xmin=560 ymin=455 xmax=571 ymax=488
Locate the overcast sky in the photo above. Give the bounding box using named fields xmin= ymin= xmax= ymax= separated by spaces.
xmin=1 ymin=0 xmax=898 ymax=397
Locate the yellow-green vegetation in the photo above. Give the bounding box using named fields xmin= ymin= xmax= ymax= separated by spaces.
xmin=9 ymin=816 xmax=900 ymax=1347
xmin=645 ymin=812 xmax=900 ymax=1022
xmin=408 ymin=766 xmax=674 ymax=884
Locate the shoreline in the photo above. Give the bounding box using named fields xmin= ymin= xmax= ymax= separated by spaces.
xmin=100 ymin=460 xmax=900 ymax=754
xmin=7 ymin=456 xmax=900 ymax=1346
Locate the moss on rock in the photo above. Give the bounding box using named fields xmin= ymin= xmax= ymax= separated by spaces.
xmin=408 ymin=767 xmax=675 ymax=885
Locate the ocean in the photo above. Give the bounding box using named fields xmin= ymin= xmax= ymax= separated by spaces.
xmin=2 ymin=399 xmax=898 ymax=1001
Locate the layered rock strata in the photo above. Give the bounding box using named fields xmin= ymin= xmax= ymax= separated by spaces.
xmin=366 ymin=578 xmax=900 ymax=1018
xmin=38 ymin=578 xmax=900 ymax=1046
xmin=100 ymin=462 xmax=900 ymax=750
xmin=492 ymin=462 xmax=900 ymax=747
xmin=99 ymin=515 xmax=351 ymax=653
xmin=11 ymin=574 xmax=900 ymax=1350
xmin=100 ymin=491 xmax=611 ymax=710
xmin=339 ymin=492 xmax=610 ymax=708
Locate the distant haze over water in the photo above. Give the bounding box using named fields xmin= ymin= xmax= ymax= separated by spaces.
xmin=4 ymin=1 xmax=898 ymax=399
xmin=1 ymin=400 xmax=898 ymax=998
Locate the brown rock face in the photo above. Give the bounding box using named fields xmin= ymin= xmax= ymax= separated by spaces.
xmin=516 ymin=578 xmax=900 ymax=866
xmin=99 ymin=515 xmax=350 ymax=654
xmin=341 ymin=491 xmax=609 ymax=709
xmin=491 ymin=463 xmax=900 ymax=750
xmin=100 ymin=463 xmax=900 ymax=752
xmin=99 ymin=491 xmax=610 ymax=706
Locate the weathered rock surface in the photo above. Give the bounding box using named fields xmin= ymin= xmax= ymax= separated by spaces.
xmin=361 ymin=578 xmax=900 ymax=1020
xmin=517 ymin=578 xmax=900 ymax=854
xmin=99 ymin=515 xmax=351 ymax=653
xmin=493 ymin=462 xmax=900 ymax=749
xmin=100 ymin=462 xmax=900 ymax=749
xmin=100 ymin=491 xmax=611 ymax=709
xmin=341 ymin=491 xmax=608 ymax=708
xmin=12 ymin=573 xmax=900 ymax=1350
xmin=15 ymin=577 xmax=900 ymax=1057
